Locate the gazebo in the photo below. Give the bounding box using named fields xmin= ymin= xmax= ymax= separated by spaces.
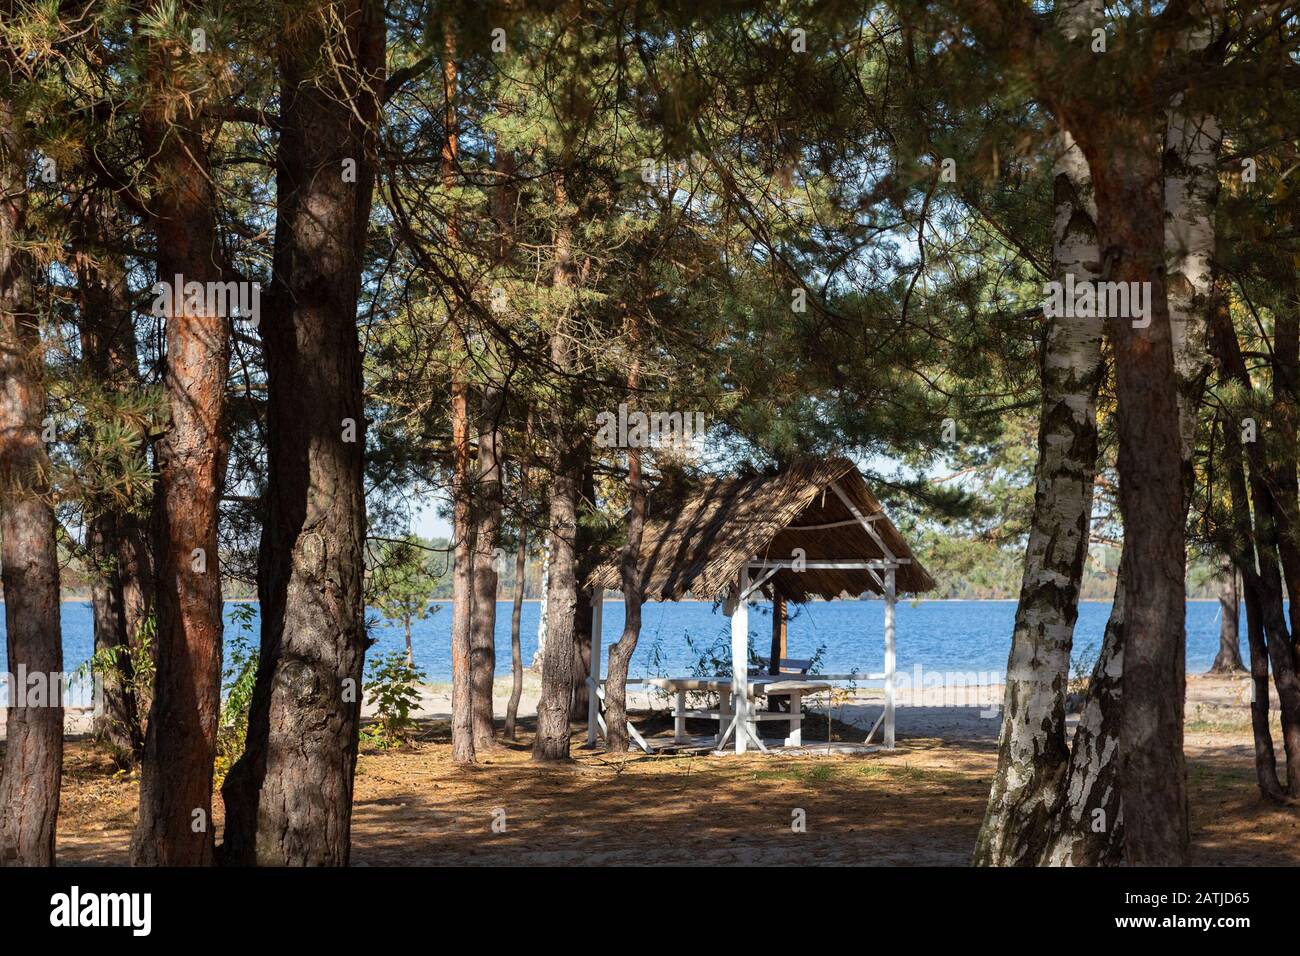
xmin=586 ymin=457 xmax=935 ymax=753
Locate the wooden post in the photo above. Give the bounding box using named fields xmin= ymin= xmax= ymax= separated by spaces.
xmin=884 ymin=566 xmax=896 ymax=749
xmin=732 ymin=568 xmax=750 ymax=753
xmin=769 ymin=593 xmax=786 ymax=713
xmin=586 ymin=588 xmax=603 ymax=745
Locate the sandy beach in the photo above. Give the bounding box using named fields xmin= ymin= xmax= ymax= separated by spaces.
xmin=29 ymin=670 xmax=1299 ymax=866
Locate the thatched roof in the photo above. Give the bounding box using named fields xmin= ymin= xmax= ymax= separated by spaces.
xmin=588 ymin=457 xmax=936 ymax=602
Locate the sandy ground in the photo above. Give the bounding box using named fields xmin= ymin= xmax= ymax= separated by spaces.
xmin=31 ymin=671 xmax=1300 ymax=865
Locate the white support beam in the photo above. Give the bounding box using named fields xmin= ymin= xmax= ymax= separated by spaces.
xmin=863 ymin=708 xmax=886 ymax=746
xmin=730 ymin=567 xmax=750 ymax=754
xmin=586 ymin=677 xmax=654 ymax=754
xmin=745 ymin=559 xmax=908 ymax=571
xmin=714 ymin=708 xmax=768 ymax=753
xmin=785 ymin=516 xmax=885 ymax=531
xmin=626 ymin=719 xmax=654 ymax=754
xmin=884 ymin=566 xmax=896 ymax=750
xmin=741 ymin=561 xmax=781 ymax=601
xmin=586 ymin=589 xmax=604 ymax=746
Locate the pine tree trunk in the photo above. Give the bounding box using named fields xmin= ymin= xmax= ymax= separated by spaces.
xmin=132 ymin=18 xmax=229 ymax=865
xmin=495 ymin=101 xmax=522 ymax=743
xmin=769 ymin=597 xmax=787 ymax=712
xmin=1212 ymin=307 xmax=1300 ymax=798
xmin=1059 ymin=18 xmax=1219 ymax=866
xmin=533 ymin=450 xmax=581 ymax=761
xmin=0 ymin=99 xmax=63 ymax=865
xmin=87 ymin=513 xmax=145 ymax=763
xmin=1267 ymin=285 xmax=1300 ymax=641
xmin=973 ymin=0 xmax=1103 ymax=864
xmin=533 ymin=176 xmax=580 ymax=762
xmin=469 ymin=385 xmax=505 ymax=749
xmin=1074 ymin=115 xmax=1189 ymax=865
xmin=605 ymin=356 xmax=646 ymax=755
xmin=1044 ymin=14 xmax=1221 ymax=862
xmin=75 ymin=199 xmax=151 ymax=765
xmin=449 ymin=378 xmax=476 ymax=763
xmin=219 ymin=0 xmax=384 ymax=866
xmin=570 ymin=461 xmax=596 ymax=722
xmin=1239 ymin=556 xmax=1287 ymax=802
xmin=436 ymin=22 xmax=475 ymax=766
xmin=505 ymin=480 xmax=528 ymax=740
xmin=1220 ymin=421 xmax=1286 ymax=801
xmin=1209 ymin=568 xmax=1245 ymax=674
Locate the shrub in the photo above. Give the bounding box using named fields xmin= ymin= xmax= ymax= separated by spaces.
xmin=362 ymin=650 xmax=425 ymax=750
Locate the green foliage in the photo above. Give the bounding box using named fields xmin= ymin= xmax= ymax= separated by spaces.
xmin=362 ymin=651 xmax=426 ymax=751
xmin=214 ymin=603 xmax=258 ymax=783
xmin=367 ymin=535 xmax=444 ymax=642
xmin=78 ymin=609 xmax=155 ymax=764
xmin=684 ymin=626 xmax=741 ymax=682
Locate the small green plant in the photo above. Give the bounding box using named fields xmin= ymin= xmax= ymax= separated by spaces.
xmin=215 ymin=603 xmax=259 ymax=783
xmin=78 ymin=609 xmax=156 ymax=766
xmin=684 ymin=626 xmax=739 ymax=710
xmin=644 ymin=633 xmax=670 ymax=710
xmin=362 ymin=650 xmax=425 ymax=750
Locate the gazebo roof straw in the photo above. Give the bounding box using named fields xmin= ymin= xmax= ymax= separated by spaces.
xmin=587 ymin=456 xmax=936 ymax=603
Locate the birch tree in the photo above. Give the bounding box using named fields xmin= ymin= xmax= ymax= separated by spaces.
xmin=973 ymin=0 xmax=1104 ymax=868
xmin=944 ymin=0 xmax=1242 ymax=865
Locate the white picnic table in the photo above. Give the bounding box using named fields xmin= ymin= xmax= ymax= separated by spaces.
xmin=645 ymin=676 xmax=833 ymax=751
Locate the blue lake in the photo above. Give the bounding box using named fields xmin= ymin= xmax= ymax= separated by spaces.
xmin=0 ymin=598 xmax=1248 ymax=682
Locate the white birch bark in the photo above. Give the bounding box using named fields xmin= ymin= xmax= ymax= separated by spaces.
xmin=973 ymin=0 xmax=1104 ymax=866
xmin=1164 ymin=12 xmax=1221 ymax=460
xmin=532 ymin=540 xmax=551 ymax=668
xmin=1040 ymin=558 xmax=1125 ymax=865
xmin=1040 ymin=1 xmax=1221 ymax=866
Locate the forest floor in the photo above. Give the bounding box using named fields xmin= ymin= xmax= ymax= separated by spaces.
xmin=42 ymin=673 xmax=1300 ymax=865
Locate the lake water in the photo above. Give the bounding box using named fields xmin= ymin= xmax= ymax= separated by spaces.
xmin=0 ymin=598 xmax=1247 ymax=683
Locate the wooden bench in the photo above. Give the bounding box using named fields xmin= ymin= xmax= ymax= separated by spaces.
xmin=749 ymin=657 xmax=814 ymax=715
xmin=749 ymin=656 xmax=813 ymax=677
